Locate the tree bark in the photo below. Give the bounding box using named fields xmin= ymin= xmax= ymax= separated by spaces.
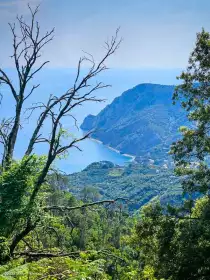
xmin=10 ymin=218 xmax=38 ymax=256
xmin=4 ymin=101 xmax=22 ymax=167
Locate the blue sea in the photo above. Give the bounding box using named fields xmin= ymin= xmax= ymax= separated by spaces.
xmin=56 ymin=134 xmax=132 ymax=174
xmin=0 ymin=68 xmax=180 ymax=173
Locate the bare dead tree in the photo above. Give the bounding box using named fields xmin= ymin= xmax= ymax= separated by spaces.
xmin=0 ymin=5 xmax=121 ymax=255
xmin=26 ymin=29 xmax=121 ymax=211
xmin=0 ymin=4 xmax=54 ymax=167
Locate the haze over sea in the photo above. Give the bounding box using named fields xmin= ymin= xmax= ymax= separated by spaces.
xmin=0 ymin=68 xmax=180 ymax=173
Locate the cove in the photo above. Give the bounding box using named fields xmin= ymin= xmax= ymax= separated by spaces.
xmin=56 ymin=132 xmax=133 ymax=174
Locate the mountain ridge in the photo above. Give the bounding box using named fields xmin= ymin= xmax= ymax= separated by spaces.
xmin=81 ymin=83 xmax=187 ymax=165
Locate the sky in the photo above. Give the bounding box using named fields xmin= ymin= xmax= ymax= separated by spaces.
xmin=0 ymin=0 xmax=210 ymax=69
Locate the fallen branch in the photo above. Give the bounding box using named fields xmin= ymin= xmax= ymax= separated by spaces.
xmin=15 ymin=251 xmax=81 ymax=258
xmin=44 ymin=197 xmax=131 ymax=212
xmin=15 ymin=249 xmax=126 ymax=263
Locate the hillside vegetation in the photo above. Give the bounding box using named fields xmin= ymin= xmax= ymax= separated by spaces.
xmin=81 ymin=84 xmax=187 ymax=163
xmin=67 ymin=161 xmax=182 ymax=210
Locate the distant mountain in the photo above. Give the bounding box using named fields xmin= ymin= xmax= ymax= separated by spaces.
xmin=67 ymin=161 xmax=182 ymax=211
xmin=81 ymin=83 xmax=187 ymax=164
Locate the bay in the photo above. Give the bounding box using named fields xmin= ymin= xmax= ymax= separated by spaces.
xmin=56 ymin=133 xmax=133 ymax=174
xmin=0 ymin=68 xmax=180 ymax=174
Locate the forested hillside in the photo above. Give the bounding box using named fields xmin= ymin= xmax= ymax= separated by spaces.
xmin=67 ymin=161 xmax=182 ymax=210
xmin=81 ymin=84 xmax=187 ymax=163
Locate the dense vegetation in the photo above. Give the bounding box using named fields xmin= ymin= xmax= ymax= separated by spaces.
xmin=0 ymin=5 xmax=210 ymax=280
xmin=133 ymin=29 xmax=210 ymax=280
xmin=67 ymin=161 xmax=182 ymax=210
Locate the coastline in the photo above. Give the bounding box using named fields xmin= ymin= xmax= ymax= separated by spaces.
xmin=89 ymin=137 xmax=103 ymax=145
xmin=89 ymin=137 xmax=136 ymax=161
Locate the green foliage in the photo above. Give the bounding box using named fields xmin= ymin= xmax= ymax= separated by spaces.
xmin=171 ymin=29 xmax=210 ymax=198
xmin=67 ymin=161 xmax=182 ymax=210
xmin=1 ymin=28 xmax=210 ymax=280
xmin=133 ymin=29 xmax=210 ymax=280
xmin=0 ymin=238 xmax=10 ymax=263
xmin=134 ymin=197 xmax=210 ymax=280
xmin=0 ymin=174 xmax=136 ymax=278
xmin=0 ymin=257 xmax=109 ymax=279
xmin=0 ymin=155 xmax=47 ymax=237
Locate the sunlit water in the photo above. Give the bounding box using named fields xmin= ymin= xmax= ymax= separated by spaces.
xmin=56 ymin=135 xmax=132 ymax=174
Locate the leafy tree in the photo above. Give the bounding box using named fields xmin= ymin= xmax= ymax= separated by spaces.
xmin=134 ymin=197 xmax=210 ymax=280
xmin=133 ymin=29 xmax=210 ymax=280
xmin=171 ymin=29 xmax=210 ymax=201
xmin=0 ymin=256 xmax=110 ymax=279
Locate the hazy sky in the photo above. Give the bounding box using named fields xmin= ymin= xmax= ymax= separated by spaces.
xmin=0 ymin=0 xmax=210 ymax=69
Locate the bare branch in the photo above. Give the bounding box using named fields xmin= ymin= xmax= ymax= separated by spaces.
xmin=25 ymin=28 xmax=121 ymax=211
xmin=25 ymin=28 xmax=121 ymax=161
xmin=26 ymin=61 xmax=50 ymax=82
xmin=0 ymin=69 xmax=18 ymax=101
xmin=24 ymin=84 xmax=40 ymax=101
xmin=1 ymin=5 xmax=54 ymax=167
xmin=15 ymin=249 xmax=126 ymax=263
xmin=44 ymin=197 xmax=130 ymax=212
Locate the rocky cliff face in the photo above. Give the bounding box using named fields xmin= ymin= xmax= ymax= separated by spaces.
xmin=81 ymin=83 xmax=186 ymax=163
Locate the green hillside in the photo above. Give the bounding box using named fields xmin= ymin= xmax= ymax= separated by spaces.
xmin=67 ymin=161 xmax=182 ymax=210
xmin=81 ymin=84 xmax=187 ymax=164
